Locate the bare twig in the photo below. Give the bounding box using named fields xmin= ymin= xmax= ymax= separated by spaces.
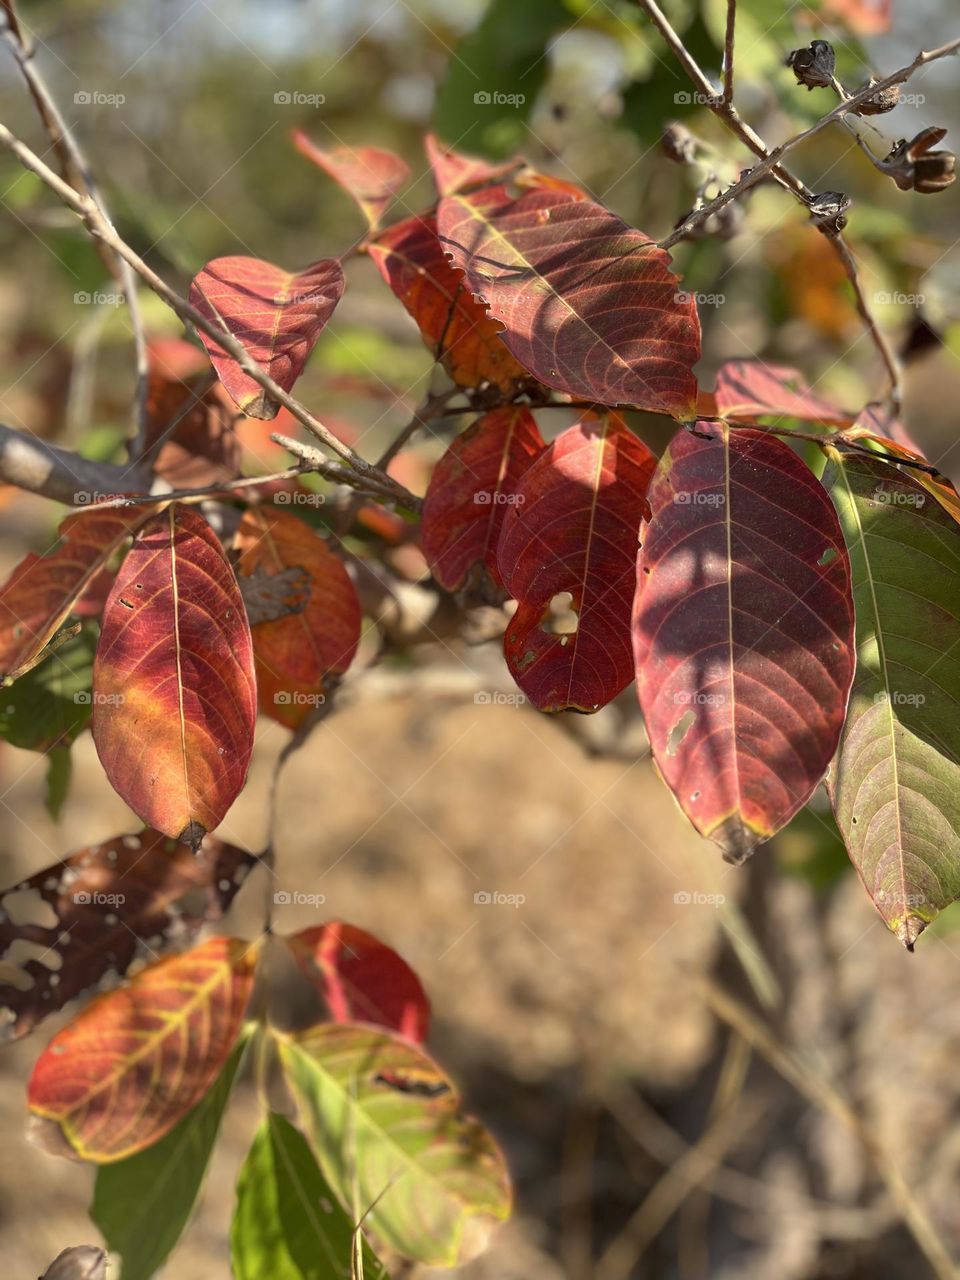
xmin=0 ymin=421 xmax=147 ymax=504
xmin=1 ymin=0 xmax=149 ymax=449
xmin=0 ymin=122 xmax=420 ymax=511
xmin=722 ymin=0 xmax=736 ymax=105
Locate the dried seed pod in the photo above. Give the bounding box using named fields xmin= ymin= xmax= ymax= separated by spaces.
xmin=883 ymin=128 xmax=957 ymax=194
xmin=809 ymin=190 xmax=852 ymax=235
xmin=786 ymin=40 xmax=836 ymax=90
xmin=852 ymin=77 xmax=900 ymax=115
xmin=661 ymin=123 xmax=698 ymax=165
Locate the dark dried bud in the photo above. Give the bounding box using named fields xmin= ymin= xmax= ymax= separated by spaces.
xmin=809 ymin=190 xmax=851 ymax=235
xmin=883 ymin=128 xmax=957 ymax=194
xmin=852 ymin=77 xmax=900 ymax=115
xmin=661 ymin=123 xmax=697 ymax=165
xmin=786 ymin=40 xmax=836 ymax=90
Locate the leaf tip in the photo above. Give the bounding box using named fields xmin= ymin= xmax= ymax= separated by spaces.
xmin=714 ymin=816 xmax=766 ymax=865
xmin=179 ymin=820 xmax=207 ymax=853
xmin=895 ymin=914 xmax=927 ymax=951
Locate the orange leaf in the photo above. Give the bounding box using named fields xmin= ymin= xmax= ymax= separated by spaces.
xmin=27 ymin=936 xmax=255 ymax=1161
xmin=368 ymin=212 xmax=529 ymax=393
xmin=292 ymin=131 xmax=410 ymax=230
xmin=423 ymin=132 xmax=523 ymax=197
xmin=234 ymin=507 xmax=361 ymax=729
xmin=92 ymin=505 xmax=257 ymax=847
xmin=189 ymin=256 xmax=345 ymax=419
xmin=0 ymin=504 xmax=153 ymax=682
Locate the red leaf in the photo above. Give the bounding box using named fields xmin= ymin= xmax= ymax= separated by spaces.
xmin=188 ymin=256 xmax=345 ymax=419
xmin=632 ymin=424 xmax=856 ymax=861
xmin=424 ymin=132 xmax=522 ymax=197
xmin=711 ymin=360 xmax=854 ymax=426
xmin=496 ymin=415 xmax=656 ymax=712
xmin=142 ymin=365 xmax=241 ymax=487
xmin=28 ymin=936 xmax=255 ymax=1161
xmin=368 ymin=213 xmax=529 ymax=392
xmin=421 ymin=406 xmax=546 ymax=591
xmin=0 ymin=829 xmax=255 ymax=1041
xmin=292 ymin=131 xmax=410 ymax=230
xmin=437 ymin=187 xmax=700 ymax=416
xmin=823 ymin=0 xmax=892 ymax=35
xmin=234 ymin=507 xmax=361 ymax=729
xmin=286 ymin=921 xmax=429 ymax=1043
xmin=92 ymin=505 xmax=257 ymax=848
xmin=0 ymin=505 xmax=152 ymax=682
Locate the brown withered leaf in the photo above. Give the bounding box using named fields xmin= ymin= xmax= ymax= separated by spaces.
xmin=0 ymin=828 xmax=256 ymax=1041
xmin=238 ymin=562 xmax=311 ymax=626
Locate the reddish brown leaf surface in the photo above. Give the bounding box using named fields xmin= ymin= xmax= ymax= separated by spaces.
xmin=28 ymin=936 xmax=255 ymax=1161
xmin=368 ymin=213 xmax=529 ymax=392
xmin=421 ymin=406 xmax=546 ymax=591
xmin=234 ymin=507 xmax=361 ymax=729
xmin=0 ymin=505 xmax=153 ymax=682
xmin=188 ymin=256 xmax=345 ymax=418
xmin=286 ymin=921 xmax=430 ymax=1042
xmin=709 ymin=360 xmax=854 ymax=426
xmin=92 ymin=505 xmax=257 ymax=847
xmin=437 ymin=187 xmax=700 ymax=416
xmin=423 ymin=132 xmax=522 ymax=197
xmin=292 ymin=131 xmax=410 ymax=229
xmin=497 ymin=415 xmax=656 ymax=712
xmin=142 ymin=363 xmax=241 ymax=487
xmin=633 ymin=424 xmax=855 ymax=861
xmin=0 ymin=829 xmax=255 ymax=1041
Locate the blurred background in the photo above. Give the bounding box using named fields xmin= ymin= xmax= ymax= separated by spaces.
xmin=3 ymin=0 xmax=960 ymax=1277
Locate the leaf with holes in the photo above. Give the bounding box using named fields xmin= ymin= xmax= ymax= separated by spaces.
xmin=189 ymin=256 xmax=345 ymax=419
xmin=704 ymin=360 xmax=854 ymax=426
xmin=423 ymin=132 xmax=522 ymax=197
xmin=0 ymin=828 xmax=255 ymax=1041
xmin=286 ymin=921 xmax=430 ymax=1042
xmin=437 ymin=187 xmax=700 ymax=415
xmin=496 ymin=415 xmax=655 ymax=712
xmin=367 ymin=213 xmax=529 ymax=393
xmin=823 ymin=449 xmax=960 ymax=947
xmin=231 ymin=1113 xmax=386 ymax=1280
xmin=422 ymin=406 xmax=545 ymax=591
xmin=92 ymin=1040 xmax=246 ymax=1280
xmin=92 ymin=504 xmax=257 ymax=848
xmin=28 ymin=936 xmax=255 ymax=1161
xmin=234 ymin=507 xmax=360 ymax=729
xmin=633 ymin=424 xmax=855 ymax=861
xmin=278 ymin=1023 xmax=510 ymax=1266
xmin=292 ymin=131 xmax=409 ymax=230
xmin=0 ymin=504 xmax=152 ymax=683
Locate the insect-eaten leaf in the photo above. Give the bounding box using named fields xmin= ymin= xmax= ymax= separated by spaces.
xmin=92 ymin=1040 xmax=246 ymax=1280
xmin=0 ymin=828 xmax=255 ymax=1041
xmin=497 ymin=415 xmax=655 ymax=712
xmin=421 ymin=406 xmax=545 ymax=592
xmin=437 ymin=186 xmax=700 ymax=416
xmin=28 ymin=936 xmax=255 ymax=1161
xmin=633 ymin=424 xmax=856 ymax=862
xmin=232 ymin=1113 xmax=386 ymax=1280
xmin=824 ymin=448 xmax=960 ymax=947
xmin=292 ymin=130 xmax=410 ymax=230
xmin=278 ymin=1022 xmax=511 ymax=1266
xmin=285 ymin=921 xmax=430 ymax=1042
xmin=234 ymin=507 xmax=361 ymax=729
xmin=368 ymin=212 xmax=530 ymax=393
xmin=92 ymin=504 xmax=257 ymax=848
xmin=189 ymin=255 xmax=345 ymax=419
xmin=0 ymin=504 xmax=152 ymax=683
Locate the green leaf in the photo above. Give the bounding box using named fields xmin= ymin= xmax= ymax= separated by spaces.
xmin=433 ymin=0 xmax=568 ymax=156
xmin=91 ymin=1040 xmax=246 ymax=1279
xmin=278 ymin=1024 xmax=510 ymax=1267
xmin=0 ymin=624 xmax=95 ymax=751
xmin=44 ymin=747 xmax=72 ymax=821
xmin=824 ymin=449 xmax=960 ymax=948
xmin=232 ymin=1113 xmax=386 ymax=1280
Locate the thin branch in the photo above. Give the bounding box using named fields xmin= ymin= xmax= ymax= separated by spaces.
xmin=1 ymin=1 xmax=149 ymax=450
xmin=0 ymin=122 xmax=420 ymax=511
xmin=831 ymin=234 xmax=903 ymax=410
xmin=722 ymin=0 xmax=736 ymax=105
xmin=0 ymin=421 xmax=147 ymax=504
